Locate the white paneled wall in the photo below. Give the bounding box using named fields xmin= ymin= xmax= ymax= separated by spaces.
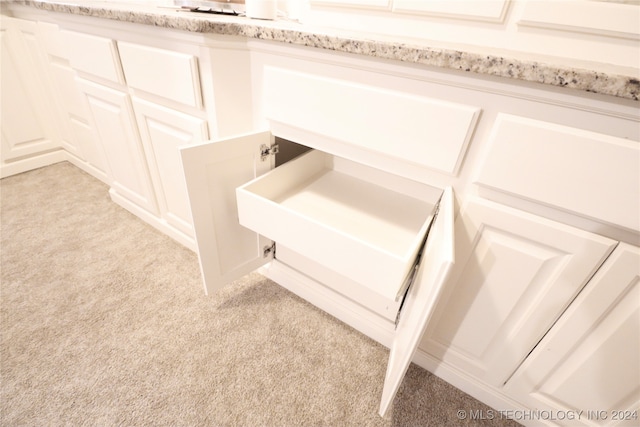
xmin=306 ymin=0 xmax=640 ymax=70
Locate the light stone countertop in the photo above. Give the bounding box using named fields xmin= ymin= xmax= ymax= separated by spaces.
xmin=4 ymin=0 xmax=640 ymax=101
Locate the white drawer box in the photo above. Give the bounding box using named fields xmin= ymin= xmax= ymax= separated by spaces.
xmin=62 ymin=30 xmax=123 ymax=84
xmin=117 ymin=42 xmax=202 ymax=108
xmin=236 ymin=149 xmax=441 ymax=301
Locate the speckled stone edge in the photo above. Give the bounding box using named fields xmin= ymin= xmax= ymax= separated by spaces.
xmin=5 ymin=0 xmax=639 ymax=101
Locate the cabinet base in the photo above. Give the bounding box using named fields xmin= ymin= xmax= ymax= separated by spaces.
xmin=263 ymin=259 xmax=531 ymax=424
xmin=0 ymin=150 xmax=67 ymax=179
xmin=109 ymin=189 xmax=197 ymax=252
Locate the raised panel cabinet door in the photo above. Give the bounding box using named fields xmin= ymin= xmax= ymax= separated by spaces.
xmin=0 ymin=17 xmax=58 ymax=165
xmin=180 ymin=131 xmax=274 ymax=294
xmin=504 ymin=243 xmax=639 ymax=426
xmin=76 ymin=78 xmax=158 ymax=215
xmin=380 ymin=187 xmax=455 ymax=416
xmin=420 ymin=198 xmax=617 ymax=388
xmin=133 ymin=98 xmax=208 ymax=238
xmin=69 ymin=117 xmax=110 ymax=183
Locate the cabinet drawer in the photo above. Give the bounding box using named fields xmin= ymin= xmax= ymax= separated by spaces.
xmin=62 ymin=31 xmax=123 ymax=84
xmin=477 ymin=114 xmax=640 ymax=232
xmin=263 ymin=67 xmax=480 ymax=175
xmin=236 ymin=149 xmax=443 ymax=301
xmin=118 ymin=42 xmax=202 ymax=108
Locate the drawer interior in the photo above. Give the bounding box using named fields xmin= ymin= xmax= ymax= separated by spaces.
xmin=237 ymin=149 xmax=442 ymax=300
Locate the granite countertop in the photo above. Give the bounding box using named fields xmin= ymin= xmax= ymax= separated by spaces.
xmin=4 ymin=0 xmax=640 ymax=101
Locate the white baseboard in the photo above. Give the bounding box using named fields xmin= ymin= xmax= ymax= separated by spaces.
xmin=109 ymin=189 xmax=197 ymax=252
xmin=0 ymin=150 xmax=67 ymax=178
xmin=63 ymin=151 xmax=111 ymax=186
xmin=412 ymin=349 xmax=531 ymax=421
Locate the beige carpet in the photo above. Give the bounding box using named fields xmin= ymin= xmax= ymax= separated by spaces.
xmin=0 ymin=162 xmax=520 ymax=426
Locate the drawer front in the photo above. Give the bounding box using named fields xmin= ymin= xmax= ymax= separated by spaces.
xmin=37 ymin=22 xmax=68 ymax=59
xmin=236 ymin=149 xmax=443 ymax=301
xmin=477 ymin=114 xmax=640 ymax=232
xmin=62 ymin=30 xmax=123 ymax=84
xmin=263 ymin=67 xmax=480 ymax=175
xmin=118 ymin=42 xmax=202 ymax=108
xmin=276 ymin=245 xmax=402 ymax=322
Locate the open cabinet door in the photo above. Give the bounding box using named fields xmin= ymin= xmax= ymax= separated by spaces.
xmin=180 ymin=130 xmax=274 ymax=294
xmin=379 ymin=187 xmax=455 ymax=416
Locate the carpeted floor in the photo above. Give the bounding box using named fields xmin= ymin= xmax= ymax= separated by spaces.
xmin=0 ymin=162 xmax=520 ymax=426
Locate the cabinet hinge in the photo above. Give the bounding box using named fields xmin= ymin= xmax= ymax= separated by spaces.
xmin=263 ymin=242 xmax=276 ymax=258
xmin=260 ymin=143 xmax=279 ymax=161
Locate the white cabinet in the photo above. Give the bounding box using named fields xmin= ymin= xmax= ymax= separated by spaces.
xmin=60 ymin=31 xmax=211 ymax=246
xmin=119 ymin=42 xmax=209 ymax=249
xmin=132 ymin=98 xmax=209 ymax=248
xmin=420 ymin=198 xmax=617 ymax=388
xmin=64 ymin=29 xmax=161 ymax=213
xmin=0 ymin=17 xmax=63 ymax=177
xmin=38 ymin=22 xmax=110 ymax=183
xmin=76 ymin=78 xmax=158 ymax=215
xmin=504 ymin=243 xmax=640 ymax=426
xmin=180 ymin=130 xmax=455 ymax=415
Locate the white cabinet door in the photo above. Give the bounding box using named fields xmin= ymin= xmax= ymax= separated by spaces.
xmin=0 ymin=17 xmax=59 ymax=174
xmin=133 ymin=98 xmax=208 ymax=240
xmin=380 ymin=187 xmax=454 ymax=416
xmin=420 ymin=198 xmax=617 ymax=388
xmin=37 ymin=21 xmax=109 ymax=183
xmin=180 ymin=131 xmax=274 ymax=294
xmin=504 ymin=243 xmax=640 ymax=426
xmin=76 ymin=78 xmax=158 ymax=215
